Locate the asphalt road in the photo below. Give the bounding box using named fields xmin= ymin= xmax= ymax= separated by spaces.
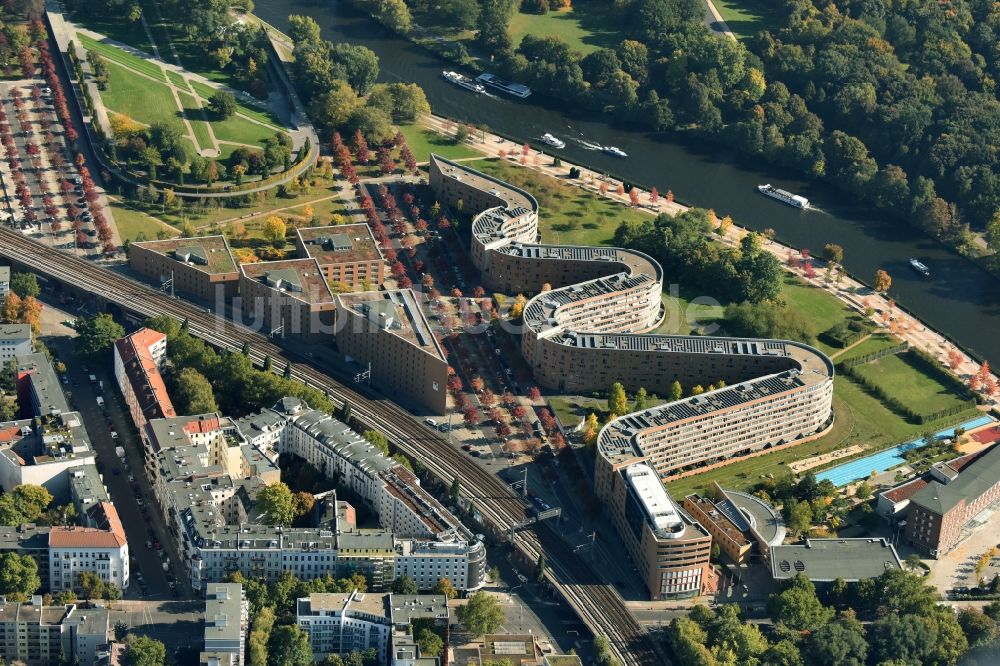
xmin=42 ymin=301 xmax=189 ymax=601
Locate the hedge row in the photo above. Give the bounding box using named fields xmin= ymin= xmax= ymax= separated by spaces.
xmin=821 ymin=318 xmax=875 ymax=349
xmin=839 ymin=342 xmax=909 ymax=369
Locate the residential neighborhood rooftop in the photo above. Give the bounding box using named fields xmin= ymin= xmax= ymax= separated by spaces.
xmin=240 ymin=258 xmax=335 ymax=305
xmin=132 ymin=235 xmax=238 ymax=274
xmin=297 ymin=224 xmax=383 ymax=266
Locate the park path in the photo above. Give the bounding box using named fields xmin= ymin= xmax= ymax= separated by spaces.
xmin=72 ymin=27 xmax=266 ymax=158
xmin=828 ymin=334 xmax=874 ymax=361
xmin=137 ymin=0 xmax=223 ymax=157
xmin=703 ymin=0 xmax=737 ymax=40
xmin=419 ymin=114 xmax=999 ymax=406
xmin=72 ymin=26 xmax=291 ymax=147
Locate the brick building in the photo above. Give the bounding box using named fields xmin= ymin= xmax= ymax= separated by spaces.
xmin=129 ymin=236 xmax=239 ymax=302
xmin=238 ymin=258 xmax=335 ymax=339
xmin=607 ymin=463 xmax=714 ymax=600
xmin=295 ymin=224 xmax=385 ymax=290
xmin=904 ymin=444 xmax=1000 ymax=557
xmin=334 ymin=290 xmax=448 ymax=415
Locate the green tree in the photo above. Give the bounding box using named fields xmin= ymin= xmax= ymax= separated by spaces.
xmin=392 ymin=575 xmax=418 ymax=594
xmin=0 ymin=552 xmax=40 ymax=601
xmin=608 ymin=382 xmax=628 ymax=417
xmin=457 ymin=590 xmax=505 ymax=636
xmin=416 ymin=628 xmax=444 ymax=657
xmin=804 ymin=618 xmax=867 ymax=666
xmin=362 ymin=429 xmax=389 ymax=456
xmin=248 ymin=605 xmax=275 ymax=666
xmin=348 ymin=106 xmax=394 ymax=146
xmin=78 ymin=571 xmax=106 ymax=599
xmin=124 ymin=634 xmax=167 ymax=666
xmin=268 ymin=625 xmax=313 ymax=666
xmin=759 ymin=639 xmax=803 ymax=666
xmin=374 ymin=0 xmax=411 ymax=33
xmin=9 ymin=272 xmax=39 ymax=298
xmin=822 ymin=243 xmax=844 ymax=264
xmin=173 ymin=367 xmax=219 ymax=414
xmin=669 ymin=380 xmax=683 ymax=401
xmin=256 ymin=482 xmax=296 ymax=526
xmin=330 ymin=43 xmax=380 ymax=95
xmin=723 ymin=301 xmax=816 ymax=345
xmin=634 ymin=387 xmax=648 ymax=411
xmin=854 ymin=481 xmax=873 ymax=501
xmin=785 ymin=500 xmax=813 ymax=536
xmin=857 ymin=568 xmax=939 ymax=616
xmin=958 ymin=607 xmax=999 ymax=647
xmin=535 ymin=553 xmax=546 ymax=582
xmin=114 ymin=619 xmax=130 ymax=641
xmin=307 ymin=80 xmax=362 ymax=133
xmin=8 ymin=484 xmax=53 ymax=523
xmin=450 ymin=478 xmax=461 ymax=502
xmin=768 ymin=574 xmax=833 ymax=631
xmin=75 ymin=314 xmax=125 ymax=359
xmin=208 ymin=91 xmax=237 ymax=119
xmin=986 ymin=211 xmax=1000 ymax=255
xmin=287 ymin=14 xmax=322 ymax=45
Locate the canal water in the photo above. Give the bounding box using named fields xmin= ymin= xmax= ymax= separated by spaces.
xmin=255 ymin=0 xmax=1000 ymax=362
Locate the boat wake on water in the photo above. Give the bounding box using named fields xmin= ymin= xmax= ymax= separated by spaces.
xmin=574 ymin=138 xmax=603 ymax=150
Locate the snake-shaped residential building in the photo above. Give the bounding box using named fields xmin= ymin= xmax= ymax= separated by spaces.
xmin=430 ymin=155 xmax=834 ymax=598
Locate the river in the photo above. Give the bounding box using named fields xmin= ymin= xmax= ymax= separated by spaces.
xmin=256 ymin=0 xmax=1000 ymax=363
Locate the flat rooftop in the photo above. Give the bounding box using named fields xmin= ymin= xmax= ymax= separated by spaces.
xmin=337 ymin=290 xmax=446 ymax=362
xmin=598 ymin=340 xmax=832 ymax=462
xmin=625 ymin=464 xmax=684 ymax=535
xmin=0 ymin=323 xmax=30 ymax=341
xmin=132 ymin=235 xmax=237 ymax=275
xmin=910 ymin=443 xmax=1000 ymax=516
xmin=17 ymin=352 xmax=70 ymax=416
xmin=240 ymin=258 xmax=334 ymax=305
xmin=770 ymin=538 xmax=902 ymax=582
xmin=297 ymin=224 xmax=383 ymax=265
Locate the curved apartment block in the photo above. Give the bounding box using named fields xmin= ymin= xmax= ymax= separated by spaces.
xmin=428 ymin=154 xmax=835 ymax=491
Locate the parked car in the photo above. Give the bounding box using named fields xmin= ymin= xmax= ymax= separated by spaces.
xmin=424 ymin=418 xmax=438 ymax=428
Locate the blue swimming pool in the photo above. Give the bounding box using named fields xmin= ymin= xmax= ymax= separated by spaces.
xmin=815 ymin=415 xmax=997 ymax=487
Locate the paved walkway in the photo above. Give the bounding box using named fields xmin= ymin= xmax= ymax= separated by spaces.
xmin=703 ymin=0 xmax=737 ymax=40
xmin=419 ymin=114 xmax=999 ymax=406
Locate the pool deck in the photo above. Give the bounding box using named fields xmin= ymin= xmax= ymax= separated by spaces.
xmin=815 ymin=415 xmax=997 ymax=487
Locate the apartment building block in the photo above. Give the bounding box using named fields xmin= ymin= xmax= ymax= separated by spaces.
xmin=295 ymin=224 xmax=386 ymax=289
xmin=238 ymin=258 xmax=335 ymax=339
xmin=129 ymin=236 xmax=240 ymax=302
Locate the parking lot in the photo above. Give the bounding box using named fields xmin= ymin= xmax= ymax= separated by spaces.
xmin=0 ymin=80 xmax=115 ymax=257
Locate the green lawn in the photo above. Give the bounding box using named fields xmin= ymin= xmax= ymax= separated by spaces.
xmin=189 ymin=81 xmax=284 ymax=129
xmin=111 ymin=202 xmax=178 ymax=242
xmin=211 ymin=114 xmax=284 ymax=147
xmin=399 ymin=125 xmax=479 ymax=163
xmin=656 ymin=289 xmax=725 ymax=335
xmin=709 ymin=0 xmax=784 ymax=40
xmin=780 ymin=276 xmax=853 ymax=355
xmin=853 ymin=352 xmax=969 ymax=416
xmin=509 ymin=4 xmax=625 ymax=54
xmin=71 ymin=15 xmax=154 ymax=53
xmin=177 ymin=92 xmax=213 ymax=153
xmin=79 ymin=34 xmax=166 ymax=83
xmin=166 ymin=70 xmax=189 ymax=91
xmin=101 ymin=62 xmax=183 ymax=131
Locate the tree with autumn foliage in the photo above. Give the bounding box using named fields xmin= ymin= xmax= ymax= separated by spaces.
xmin=874 ymin=269 xmax=892 ymax=293
xmin=947 ymin=349 xmax=963 ymax=371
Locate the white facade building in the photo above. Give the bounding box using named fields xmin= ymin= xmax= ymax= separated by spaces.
xmin=48 ymin=518 xmax=129 ymax=592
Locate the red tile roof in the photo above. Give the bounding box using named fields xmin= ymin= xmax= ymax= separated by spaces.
xmin=0 ymin=426 xmax=22 ymax=443
xmin=184 ymin=417 xmax=220 ymax=434
xmin=49 ymin=522 xmax=126 ymax=549
xmin=881 ymin=478 xmax=928 ymax=503
xmin=115 ymin=330 xmax=175 ymax=424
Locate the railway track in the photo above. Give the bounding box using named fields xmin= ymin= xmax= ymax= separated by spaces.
xmin=0 ymin=228 xmax=662 ymax=666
